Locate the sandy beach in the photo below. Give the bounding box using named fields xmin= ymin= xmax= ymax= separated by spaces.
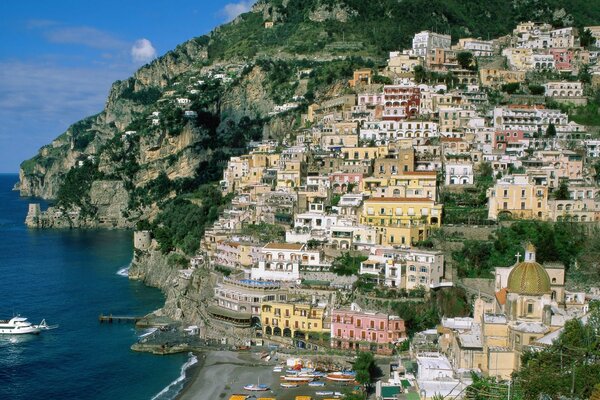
xmin=178 ymin=351 xmax=275 ymax=400
xmin=177 ymin=350 xmax=359 ymax=400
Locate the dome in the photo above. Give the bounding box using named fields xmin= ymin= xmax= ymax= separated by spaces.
xmin=507 ymin=261 xmax=551 ymax=295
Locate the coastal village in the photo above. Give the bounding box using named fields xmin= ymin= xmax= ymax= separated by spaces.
xmin=24 ymin=18 xmax=600 ymax=400
xmin=125 ymin=21 xmax=600 ymax=400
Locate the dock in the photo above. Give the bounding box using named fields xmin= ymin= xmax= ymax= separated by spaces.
xmin=99 ymin=314 xmax=142 ymax=324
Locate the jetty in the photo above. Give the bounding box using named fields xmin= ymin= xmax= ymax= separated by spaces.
xmin=99 ymin=314 xmax=142 ymax=324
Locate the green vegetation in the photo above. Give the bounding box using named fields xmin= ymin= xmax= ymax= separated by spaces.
xmin=553 ymin=179 xmax=570 ymax=200
xmin=353 ymin=351 xmax=380 ymax=393
xmin=501 ymin=82 xmax=520 ymax=94
xmin=513 ymin=301 xmax=600 ymax=400
xmin=120 ymin=83 xmax=162 ymax=105
xmin=332 ymin=252 xmax=368 ymax=276
xmin=441 ymin=162 xmax=494 ymax=225
xmin=389 ymin=287 xmax=470 ymax=335
xmin=204 ymin=0 xmax=600 ymax=60
xmin=452 ymin=221 xmax=586 ymax=278
xmin=545 ymin=122 xmax=557 ymax=137
xmin=528 ymin=84 xmax=545 ymax=95
xmin=241 ymin=223 xmax=286 ymax=243
xmin=456 ymin=51 xmax=476 ymax=70
xmin=151 ymin=185 xmax=231 ymax=254
xmin=56 ymin=161 xmax=104 ymax=214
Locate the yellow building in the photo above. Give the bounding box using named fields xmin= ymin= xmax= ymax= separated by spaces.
xmin=261 ymin=302 xmax=328 ymax=340
xmin=341 ymin=146 xmax=389 ymax=161
xmin=479 ymin=69 xmax=526 ymax=88
xmin=487 ymin=175 xmax=549 ymax=221
xmin=360 ymin=197 xmax=442 ymax=245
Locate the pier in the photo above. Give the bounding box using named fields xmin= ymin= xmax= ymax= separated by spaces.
xmin=99 ymin=314 xmax=142 ymax=324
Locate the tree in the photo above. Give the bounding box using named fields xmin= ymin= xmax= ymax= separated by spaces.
xmin=545 ymin=123 xmax=557 ymax=137
xmin=413 ymin=65 xmax=427 ymax=83
xmin=332 ymin=253 xmax=368 ymax=276
xmin=514 ymin=302 xmax=600 ymax=400
xmin=353 ymin=352 xmax=379 ymax=392
xmin=594 ymin=160 xmax=600 ymax=183
xmin=501 ymin=82 xmax=520 ymax=94
xmin=528 ymin=84 xmax=545 ymax=95
xmin=580 ymin=28 xmax=597 ymax=49
xmin=553 ymin=179 xmax=570 ymax=200
xmin=456 ymin=51 xmax=475 ymax=70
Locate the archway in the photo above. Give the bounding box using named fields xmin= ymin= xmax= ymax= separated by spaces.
xmin=273 ymin=327 xmax=282 ymax=336
xmin=265 ymin=326 xmax=272 ymax=335
xmin=283 ymin=328 xmax=292 ymax=337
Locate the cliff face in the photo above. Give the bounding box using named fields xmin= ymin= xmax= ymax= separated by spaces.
xmin=129 ymin=238 xmax=256 ymax=342
xmin=19 ymin=0 xmax=599 ymax=223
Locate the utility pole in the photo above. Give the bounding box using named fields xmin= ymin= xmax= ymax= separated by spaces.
xmin=571 ymin=361 xmax=575 ymax=396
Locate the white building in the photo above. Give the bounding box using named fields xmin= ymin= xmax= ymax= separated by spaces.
xmin=532 ymin=54 xmax=555 ymax=70
xmin=416 ymin=353 xmax=471 ymax=400
xmin=445 ymin=162 xmax=474 ymax=185
xmin=360 ymin=247 xmax=445 ymax=290
xmin=585 ymin=140 xmax=600 ymax=158
xmin=250 ymin=243 xmax=324 ymax=282
xmin=458 ymin=38 xmax=494 ymax=57
xmin=412 ymin=31 xmax=452 ymax=57
xmin=543 ymin=81 xmax=583 ymax=97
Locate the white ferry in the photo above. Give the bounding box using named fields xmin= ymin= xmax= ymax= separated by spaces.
xmin=0 ymin=317 xmax=56 ymax=335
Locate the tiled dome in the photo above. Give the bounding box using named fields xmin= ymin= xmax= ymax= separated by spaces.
xmin=507 ymin=261 xmax=551 ymax=295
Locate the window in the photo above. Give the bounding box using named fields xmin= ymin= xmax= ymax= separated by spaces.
xmin=527 ymin=303 xmax=533 ymax=314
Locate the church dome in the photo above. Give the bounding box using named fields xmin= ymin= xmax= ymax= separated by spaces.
xmin=507 ymin=243 xmax=551 ymax=295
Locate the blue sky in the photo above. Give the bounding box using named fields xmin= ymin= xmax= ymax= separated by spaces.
xmin=0 ymin=0 xmax=256 ymax=172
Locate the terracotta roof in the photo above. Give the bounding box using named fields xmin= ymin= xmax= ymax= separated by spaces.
xmin=364 ymin=197 xmax=435 ymax=203
xmin=263 ymin=242 xmax=305 ymax=250
xmin=495 ymin=288 xmax=508 ymax=305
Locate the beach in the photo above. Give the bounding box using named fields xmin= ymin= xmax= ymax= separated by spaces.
xmin=177 ymin=350 xmax=359 ymax=400
xmin=178 ymin=351 xmax=275 ymax=400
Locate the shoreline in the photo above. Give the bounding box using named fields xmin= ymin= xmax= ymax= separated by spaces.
xmin=176 ymin=350 xmax=276 ymax=400
xmin=174 ymin=351 xmax=205 ymax=400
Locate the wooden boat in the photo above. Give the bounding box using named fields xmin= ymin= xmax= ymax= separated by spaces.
xmin=325 ymin=372 xmax=355 ymax=382
xmin=281 ymin=375 xmax=314 ymax=382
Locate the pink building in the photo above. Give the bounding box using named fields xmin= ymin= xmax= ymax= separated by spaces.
xmin=330 ymin=306 xmax=407 ymax=355
xmin=493 ymin=130 xmax=528 ymax=151
xmin=329 ymin=172 xmax=363 ymax=194
xmin=358 ymin=93 xmax=385 ymax=108
xmin=550 ymin=48 xmax=574 ymax=71
xmin=383 ymin=85 xmax=421 ymax=121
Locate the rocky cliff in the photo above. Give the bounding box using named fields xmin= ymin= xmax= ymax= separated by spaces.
xmin=19 ymin=0 xmax=599 ymax=227
xmin=129 ymin=237 xmax=256 ymax=343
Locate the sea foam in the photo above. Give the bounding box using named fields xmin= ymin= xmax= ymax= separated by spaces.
xmin=151 ymin=352 xmax=198 ymax=400
xmin=116 ymin=264 xmax=130 ymax=277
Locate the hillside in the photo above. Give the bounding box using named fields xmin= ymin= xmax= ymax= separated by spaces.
xmin=18 ymin=0 xmax=600 ymax=238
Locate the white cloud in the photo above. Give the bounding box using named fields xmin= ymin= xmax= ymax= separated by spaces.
xmin=131 ymin=38 xmax=157 ymax=63
xmin=44 ymin=26 xmax=127 ymax=50
xmin=221 ymin=1 xmax=255 ymax=22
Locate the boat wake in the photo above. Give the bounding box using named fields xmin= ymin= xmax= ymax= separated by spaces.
xmin=116 ymin=264 xmax=130 ymax=277
xmin=151 ymin=352 xmax=198 ymax=400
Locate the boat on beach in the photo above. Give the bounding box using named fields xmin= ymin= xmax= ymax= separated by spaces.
xmin=281 ymin=375 xmax=314 ymax=382
xmin=308 ymin=381 xmax=326 ymax=387
xmin=0 ymin=317 xmax=57 ymax=335
xmin=281 ymin=382 xmax=299 ymax=388
xmin=325 ymin=372 xmax=356 ymax=382
xmin=243 ymin=383 xmax=270 ymax=391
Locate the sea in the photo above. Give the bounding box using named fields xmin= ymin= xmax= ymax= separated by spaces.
xmin=0 ymin=174 xmax=193 ymax=400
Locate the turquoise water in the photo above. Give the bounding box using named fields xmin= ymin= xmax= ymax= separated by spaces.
xmin=0 ymin=174 xmax=188 ymax=399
